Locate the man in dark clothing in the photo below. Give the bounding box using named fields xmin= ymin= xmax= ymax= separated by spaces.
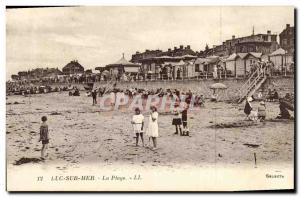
xmin=181 ymin=107 xmax=189 ymax=136
xmin=277 ymin=98 xmax=294 ymax=119
xmin=92 ymin=89 xmax=97 ymax=105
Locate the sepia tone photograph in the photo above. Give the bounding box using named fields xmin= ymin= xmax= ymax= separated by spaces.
xmin=6 ymin=6 xmax=295 ymax=191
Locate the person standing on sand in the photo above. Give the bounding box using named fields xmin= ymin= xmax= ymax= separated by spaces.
xmin=92 ymin=89 xmax=97 ymax=105
xmin=172 ymin=103 xmax=182 ymax=136
xmin=131 ymin=108 xmax=145 ymax=147
xmin=39 ymin=116 xmax=49 ymax=160
xmin=146 ymin=106 xmax=159 ymax=150
xmin=181 ymin=104 xmax=189 ymax=136
xmin=244 ymin=97 xmax=253 ymax=119
xmin=257 ymin=101 xmax=266 ymax=121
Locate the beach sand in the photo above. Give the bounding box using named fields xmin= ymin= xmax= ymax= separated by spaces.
xmin=6 ymin=91 xmax=294 ymax=190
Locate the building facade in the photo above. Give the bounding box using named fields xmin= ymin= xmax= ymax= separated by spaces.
xmin=279 ymin=24 xmax=295 ymax=55
xmin=131 ymin=45 xmax=197 ymax=63
xmin=62 ymin=60 xmax=85 ymax=75
xmin=130 ymin=45 xmax=197 ymax=78
xmin=212 ymin=31 xmax=279 ymax=56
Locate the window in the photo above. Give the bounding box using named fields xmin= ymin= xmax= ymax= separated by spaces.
xmin=204 ymin=64 xmax=208 ymax=72
xmin=283 ymin=39 xmax=287 ymax=45
xmin=195 ymin=64 xmax=200 ymax=72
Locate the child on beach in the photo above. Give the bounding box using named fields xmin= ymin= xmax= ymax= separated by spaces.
xmin=146 ymin=106 xmax=159 ymax=150
xmin=39 ymin=116 xmax=49 ymax=160
xmin=257 ymin=101 xmax=266 ymax=121
xmin=172 ymin=103 xmax=182 ymax=136
xmin=131 ymin=108 xmax=145 ymax=146
xmin=181 ymin=104 xmax=189 ymax=136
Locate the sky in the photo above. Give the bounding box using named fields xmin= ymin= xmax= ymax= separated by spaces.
xmin=6 ymin=6 xmax=294 ymax=79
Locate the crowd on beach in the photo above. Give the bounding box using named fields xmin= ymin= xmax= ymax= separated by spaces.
xmin=6 ymin=82 xmax=79 ymax=96
xmin=244 ymin=89 xmax=294 ymax=122
xmin=7 ymin=79 xmax=294 ymax=158
xmin=36 ymin=85 xmax=294 ymax=159
xmin=89 ymin=86 xmax=206 ymax=108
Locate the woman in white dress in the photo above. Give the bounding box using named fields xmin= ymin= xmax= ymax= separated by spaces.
xmin=131 ymin=108 xmax=145 ymax=146
xmin=147 ymin=106 xmax=159 ymax=149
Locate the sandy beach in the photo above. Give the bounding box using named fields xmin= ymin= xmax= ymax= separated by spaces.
xmin=6 ymin=91 xmax=294 ymax=170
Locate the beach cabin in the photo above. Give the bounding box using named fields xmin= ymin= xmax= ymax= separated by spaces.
xmin=226 ymin=52 xmax=262 ymax=77
xmin=269 ymin=48 xmax=293 ymax=72
xmin=193 ymin=56 xmax=220 ymax=77
xmin=225 ymin=53 xmax=238 ymax=75
xmin=162 ymin=60 xmax=188 ymax=79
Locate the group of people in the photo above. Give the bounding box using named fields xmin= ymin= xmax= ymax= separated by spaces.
xmin=244 ymin=97 xmax=267 ymax=121
xmin=6 ymin=83 xmax=73 ymax=96
xmin=265 ymin=88 xmax=279 ymax=101
xmin=172 ymin=103 xmax=189 ymax=136
xmin=131 ymin=106 xmax=159 ymax=149
xmin=131 ymin=105 xmax=191 ymax=150
xmin=89 ymin=86 xmax=206 ymax=108
xmin=244 ymin=90 xmax=294 ymax=121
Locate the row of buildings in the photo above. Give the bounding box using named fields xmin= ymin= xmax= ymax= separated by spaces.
xmin=11 ymin=60 xmax=85 ymax=81
xmin=100 ymin=24 xmax=294 ymax=79
xmin=11 ymin=24 xmax=294 ymax=82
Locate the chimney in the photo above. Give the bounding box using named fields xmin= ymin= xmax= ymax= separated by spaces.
xmin=180 ymin=45 xmax=184 ymax=49
xmin=186 ymin=45 xmax=191 ymax=49
xmin=174 ymin=47 xmax=177 ymax=50
xmin=286 ymin=24 xmax=290 ymax=28
xmin=168 ymin=48 xmax=171 ymax=52
xmin=232 ymin=35 xmax=235 ymax=39
xmin=267 ymin=30 xmax=271 ymax=35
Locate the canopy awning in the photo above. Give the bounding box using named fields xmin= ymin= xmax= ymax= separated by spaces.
xmin=124 ymin=67 xmax=139 ymax=73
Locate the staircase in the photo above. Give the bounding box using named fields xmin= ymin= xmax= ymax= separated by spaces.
xmin=103 ymin=78 xmax=117 ymax=94
xmin=238 ymin=67 xmax=268 ymax=103
xmin=92 ymin=77 xmax=117 ymax=94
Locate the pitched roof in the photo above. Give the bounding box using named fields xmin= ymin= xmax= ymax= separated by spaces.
xmin=237 ymin=53 xmax=248 ymax=59
xmin=269 ymin=48 xmax=286 ymax=56
xmin=226 ymin=53 xmax=238 ymax=61
xmin=112 ymin=56 xmax=135 ymax=65
xmin=249 ymin=52 xmax=262 ymax=58
xmin=63 ymin=61 xmax=84 ymax=70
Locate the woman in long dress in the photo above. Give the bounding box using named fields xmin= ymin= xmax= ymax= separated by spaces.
xmin=147 ymin=106 xmax=159 ymax=149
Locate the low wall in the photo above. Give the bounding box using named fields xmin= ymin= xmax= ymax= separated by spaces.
xmin=101 ymin=76 xmax=295 ymax=100
xmin=262 ymin=77 xmax=294 ymax=97
xmin=24 ymin=76 xmax=294 ymax=101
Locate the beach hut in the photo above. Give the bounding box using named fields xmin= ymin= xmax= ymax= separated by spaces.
xmin=193 ymin=56 xmax=220 ymax=76
xmin=225 ymin=53 xmax=238 ymax=76
xmin=269 ymin=48 xmax=293 ymax=72
xmin=226 ymin=52 xmax=262 ymax=77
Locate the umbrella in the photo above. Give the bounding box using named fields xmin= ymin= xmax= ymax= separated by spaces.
xmin=209 ymin=83 xmax=227 ymax=90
